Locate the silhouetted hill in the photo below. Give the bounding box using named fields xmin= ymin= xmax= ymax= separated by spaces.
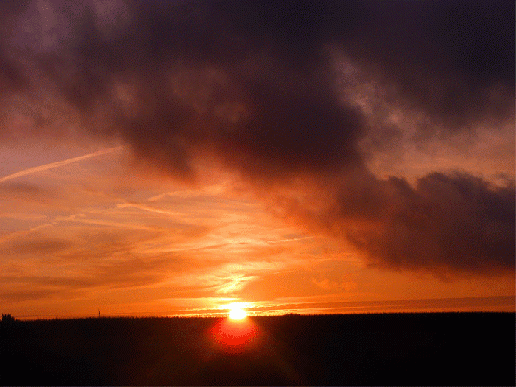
xmin=1 ymin=312 xmax=514 ymax=385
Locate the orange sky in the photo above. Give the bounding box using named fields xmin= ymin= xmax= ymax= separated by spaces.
xmin=1 ymin=140 xmax=513 ymax=319
xmin=0 ymin=1 xmax=514 ymax=318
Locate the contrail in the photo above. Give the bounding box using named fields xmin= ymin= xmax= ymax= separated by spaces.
xmin=0 ymin=146 xmax=124 ymax=183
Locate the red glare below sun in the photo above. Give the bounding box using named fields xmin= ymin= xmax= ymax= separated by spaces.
xmin=209 ymin=317 xmax=260 ymax=352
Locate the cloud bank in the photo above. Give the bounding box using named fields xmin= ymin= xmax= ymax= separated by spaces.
xmin=0 ymin=0 xmax=514 ymax=276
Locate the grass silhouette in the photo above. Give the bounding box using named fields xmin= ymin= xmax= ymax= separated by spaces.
xmin=2 ymin=312 xmax=514 ymax=385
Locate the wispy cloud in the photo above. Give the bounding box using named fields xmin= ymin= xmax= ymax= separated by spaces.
xmin=0 ymin=146 xmax=124 ymax=183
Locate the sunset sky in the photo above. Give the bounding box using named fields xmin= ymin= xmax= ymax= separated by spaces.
xmin=1 ymin=0 xmax=514 ymax=319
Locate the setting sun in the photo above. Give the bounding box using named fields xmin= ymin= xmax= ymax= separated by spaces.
xmin=228 ymin=307 xmax=247 ymax=320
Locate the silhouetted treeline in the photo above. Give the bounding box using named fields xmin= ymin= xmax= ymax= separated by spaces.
xmin=1 ymin=312 xmax=514 ymax=385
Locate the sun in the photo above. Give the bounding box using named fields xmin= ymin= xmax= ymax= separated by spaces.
xmin=228 ymin=307 xmax=247 ymax=320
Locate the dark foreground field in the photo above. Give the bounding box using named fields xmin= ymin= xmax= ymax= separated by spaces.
xmin=1 ymin=312 xmax=514 ymax=385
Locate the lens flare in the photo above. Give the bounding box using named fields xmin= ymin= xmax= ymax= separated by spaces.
xmin=209 ymin=305 xmax=260 ymax=352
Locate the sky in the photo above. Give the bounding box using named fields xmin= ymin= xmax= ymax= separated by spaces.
xmin=0 ymin=0 xmax=514 ymax=319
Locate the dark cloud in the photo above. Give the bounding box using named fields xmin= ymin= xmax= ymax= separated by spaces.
xmin=341 ymin=173 xmax=515 ymax=275
xmin=267 ymin=170 xmax=514 ymax=276
xmin=64 ymin=0 xmax=515 ymax=128
xmin=0 ymin=49 xmax=26 ymax=91
xmin=344 ymin=0 xmax=514 ymax=128
xmin=0 ymin=0 xmax=513 ymax=275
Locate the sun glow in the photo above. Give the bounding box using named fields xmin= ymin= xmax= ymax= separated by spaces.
xmin=210 ymin=305 xmax=260 ymax=351
xmin=228 ymin=307 xmax=247 ymax=320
